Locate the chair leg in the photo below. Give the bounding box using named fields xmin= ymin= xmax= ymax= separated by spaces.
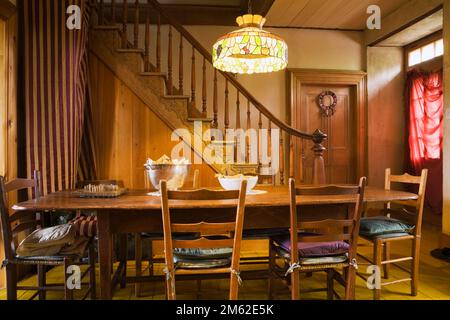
xmin=148 ymin=240 xmax=154 ymax=276
xmin=37 ymin=265 xmax=46 ymax=300
xmin=229 ymin=272 xmax=239 ymax=300
xmin=383 ymin=242 xmax=390 ymax=279
xmin=64 ymin=259 xmax=74 ymax=300
xmin=373 ymin=239 xmax=382 ymax=300
xmin=290 ymin=269 xmax=300 ymax=300
xmin=6 ymin=264 xmax=17 ymax=300
xmin=411 ymin=237 xmax=421 ymax=296
xmin=196 ymin=279 xmax=202 ymax=299
xmin=327 ymin=269 xmax=334 ymax=300
xmin=111 ymin=234 xmax=115 ymax=273
xmin=135 ymin=233 xmax=143 ymax=297
xmin=344 ymin=266 xmax=356 ymax=300
xmin=88 ymin=242 xmax=97 ymax=299
xmin=267 ymin=242 xmax=275 ymax=300
xmin=165 ymin=273 xmax=176 ymax=300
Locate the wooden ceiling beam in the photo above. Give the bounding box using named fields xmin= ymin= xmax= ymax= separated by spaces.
xmin=365 ymin=0 xmax=443 ymax=46
xmin=103 ymin=3 xmax=241 ymax=26
xmin=101 ymin=1 xmax=275 ymax=26
xmin=240 ymin=0 xmax=275 ymax=16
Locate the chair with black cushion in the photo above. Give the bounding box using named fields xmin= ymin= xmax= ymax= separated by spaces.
xmin=160 ymin=178 xmax=247 ymax=300
xmin=268 ymin=177 xmax=366 ymax=300
xmin=0 ymin=171 xmax=96 ymax=300
xmin=357 ymin=168 xmax=428 ymax=300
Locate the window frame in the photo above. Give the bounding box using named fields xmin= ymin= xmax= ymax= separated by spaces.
xmin=404 ymin=30 xmax=443 ymax=71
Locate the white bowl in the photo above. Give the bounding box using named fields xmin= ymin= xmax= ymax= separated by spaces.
xmin=218 ymin=176 xmax=258 ymax=192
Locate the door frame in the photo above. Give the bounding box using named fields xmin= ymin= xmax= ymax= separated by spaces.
xmin=287 ymin=69 xmax=367 ymax=183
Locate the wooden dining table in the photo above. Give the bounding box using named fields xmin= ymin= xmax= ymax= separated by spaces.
xmin=12 ymin=185 xmax=418 ymax=300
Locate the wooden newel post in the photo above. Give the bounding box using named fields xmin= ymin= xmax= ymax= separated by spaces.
xmin=311 ymin=129 xmax=327 ymax=185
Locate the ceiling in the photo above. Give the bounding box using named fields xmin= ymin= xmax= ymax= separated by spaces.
xmin=103 ymin=0 xmax=274 ymax=26
xmin=265 ymin=0 xmax=410 ymax=30
xmin=377 ymin=9 xmax=443 ymax=46
xmin=158 ymin=0 xmax=240 ymax=5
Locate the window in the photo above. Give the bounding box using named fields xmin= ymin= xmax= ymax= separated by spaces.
xmin=408 ymin=38 xmax=444 ymax=67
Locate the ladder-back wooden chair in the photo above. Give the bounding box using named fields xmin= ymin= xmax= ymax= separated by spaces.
xmin=358 ymin=168 xmax=428 ymax=299
xmin=160 ymin=178 xmax=247 ymax=300
xmin=0 ymin=171 xmax=96 ymax=300
xmin=268 ymin=177 xmax=366 ymax=300
xmin=134 ymin=169 xmax=200 ymax=297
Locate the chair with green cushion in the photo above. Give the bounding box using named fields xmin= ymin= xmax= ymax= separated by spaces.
xmin=134 ymin=169 xmax=200 ymax=297
xmin=358 ymin=168 xmax=428 ymax=300
xmin=160 ymin=179 xmax=247 ymax=300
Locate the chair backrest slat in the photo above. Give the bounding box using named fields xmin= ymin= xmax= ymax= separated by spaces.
xmin=11 ymin=220 xmax=38 ymax=235
xmin=0 ymin=170 xmax=41 ymax=261
xmin=173 ymin=238 xmax=235 ymax=249
xmin=288 ymin=177 xmax=366 ymax=264
xmin=8 ymin=210 xmax=36 ymax=223
xmin=299 ymin=219 xmax=354 ymax=229
xmin=167 ymin=189 xmax=239 ymax=200
xmin=5 ymin=179 xmax=39 ymax=193
xmin=296 ymin=185 xmax=360 ymax=196
xmin=388 ymin=172 xmax=422 ymax=184
xmin=298 ymin=234 xmax=351 ymax=242
xmin=171 ymin=221 xmax=236 ymax=234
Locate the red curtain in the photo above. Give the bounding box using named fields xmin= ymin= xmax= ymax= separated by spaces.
xmin=406 ymin=69 xmax=443 ymax=214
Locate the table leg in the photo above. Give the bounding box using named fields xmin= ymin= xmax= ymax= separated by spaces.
xmin=97 ymin=211 xmax=112 ymax=300
xmin=119 ymin=234 xmax=128 ymax=288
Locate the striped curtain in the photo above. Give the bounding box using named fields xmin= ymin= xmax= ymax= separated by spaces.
xmin=21 ymin=0 xmax=96 ymax=195
xmin=77 ymin=86 xmax=97 ymax=182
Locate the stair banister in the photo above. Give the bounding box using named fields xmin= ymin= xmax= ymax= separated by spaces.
xmin=92 ymin=0 xmax=328 ymax=185
xmin=147 ymin=0 xmax=327 ymax=185
xmin=147 ymin=0 xmax=325 ymax=139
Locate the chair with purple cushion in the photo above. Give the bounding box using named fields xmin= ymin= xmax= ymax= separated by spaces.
xmin=268 ymin=177 xmax=366 ymax=300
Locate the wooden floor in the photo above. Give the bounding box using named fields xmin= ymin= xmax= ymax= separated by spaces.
xmin=1 ymin=221 xmax=449 ymax=300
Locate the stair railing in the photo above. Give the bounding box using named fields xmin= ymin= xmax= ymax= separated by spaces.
xmin=90 ymin=0 xmax=327 ymax=185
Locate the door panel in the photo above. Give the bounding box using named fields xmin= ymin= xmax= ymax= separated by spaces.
xmin=295 ymin=84 xmax=356 ymax=184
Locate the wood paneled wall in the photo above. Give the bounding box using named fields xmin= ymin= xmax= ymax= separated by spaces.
xmin=0 ymin=11 xmax=17 ymax=290
xmin=89 ymin=53 xmax=219 ymax=188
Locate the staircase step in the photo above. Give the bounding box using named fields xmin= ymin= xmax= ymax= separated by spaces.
xmin=164 ymin=95 xmax=191 ymax=100
xmin=116 ymin=48 xmax=144 ymax=54
xmin=140 ymin=72 xmax=166 ymax=77
xmin=187 ymin=117 xmax=213 ymax=122
xmin=93 ymin=25 xmax=121 ymax=31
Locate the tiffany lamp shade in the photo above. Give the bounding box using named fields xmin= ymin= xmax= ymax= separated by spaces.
xmin=212 ymin=14 xmax=288 ymax=74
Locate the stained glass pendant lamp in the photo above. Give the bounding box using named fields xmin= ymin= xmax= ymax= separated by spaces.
xmin=212 ymin=11 xmax=288 ymax=74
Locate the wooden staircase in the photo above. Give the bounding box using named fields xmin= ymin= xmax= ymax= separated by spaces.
xmin=88 ymin=0 xmax=328 ymax=185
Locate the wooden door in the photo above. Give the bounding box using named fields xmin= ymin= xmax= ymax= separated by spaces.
xmin=295 ymin=84 xmax=356 ymax=184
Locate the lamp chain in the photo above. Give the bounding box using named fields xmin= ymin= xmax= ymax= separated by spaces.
xmin=248 ymin=0 xmax=252 ymax=14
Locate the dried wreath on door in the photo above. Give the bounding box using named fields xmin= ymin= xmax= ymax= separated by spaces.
xmin=317 ymin=90 xmax=338 ymax=117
